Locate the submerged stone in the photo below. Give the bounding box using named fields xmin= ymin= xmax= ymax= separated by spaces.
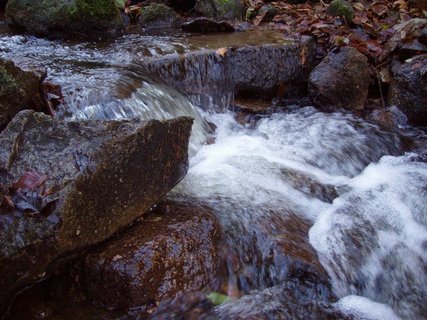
xmin=5 ymin=0 xmax=124 ymax=38
xmin=0 ymin=111 xmax=192 ymax=313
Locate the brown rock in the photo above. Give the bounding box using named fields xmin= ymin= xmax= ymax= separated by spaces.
xmin=0 ymin=111 xmax=192 ymax=312
xmin=81 ymin=200 xmax=222 ymax=309
xmin=308 ymin=47 xmax=370 ymax=111
xmin=0 ymin=58 xmax=46 ymax=131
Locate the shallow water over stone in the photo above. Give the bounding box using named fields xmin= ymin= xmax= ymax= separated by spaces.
xmin=2 ymin=27 xmax=427 ymax=320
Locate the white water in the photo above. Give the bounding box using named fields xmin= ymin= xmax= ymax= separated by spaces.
xmin=310 ymin=153 xmax=427 ymax=319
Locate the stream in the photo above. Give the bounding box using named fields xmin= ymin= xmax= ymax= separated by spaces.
xmin=1 ymin=28 xmax=427 ymax=320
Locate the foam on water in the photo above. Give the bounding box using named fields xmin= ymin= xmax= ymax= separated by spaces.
xmin=171 ymin=107 xmax=403 ymax=292
xmin=309 ymin=153 xmax=427 ymax=319
xmin=334 ymin=295 xmax=402 ymax=320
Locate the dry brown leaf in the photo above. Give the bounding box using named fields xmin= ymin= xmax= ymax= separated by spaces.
xmin=353 ymin=2 xmax=365 ymax=11
xmin=216 ymin=47 xmax=228 ymax=57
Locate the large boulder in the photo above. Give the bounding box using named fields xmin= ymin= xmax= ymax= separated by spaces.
xmin=0 ymin=59 xmax=46 ymax=131
xmin=308 ymin=47 xmax=370 ymax=111
xmin=194 ymin=0 xmax=244 ymax=21
xmin=388 ymin=54 xmax=427 ymax=126
xmin=80 ymin=200 xmax=222 ymax=309
xmin=5 ymin=0 xmax=124 ymax=38
xmin=0 ymin=111 xmax=192 ymax=312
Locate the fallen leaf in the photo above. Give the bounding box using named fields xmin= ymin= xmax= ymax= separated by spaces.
xmin=216 ymin=47 xmax=228 ymax=57
xmin=12 ymin=171 xmax=48 ymax=192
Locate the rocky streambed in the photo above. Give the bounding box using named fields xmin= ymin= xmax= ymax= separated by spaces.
xmin=1 ymin=5 xmax=427 ymax=320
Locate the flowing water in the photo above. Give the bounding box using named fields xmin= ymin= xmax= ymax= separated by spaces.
xmin=1 ymin=28 xmax=427 ymax=320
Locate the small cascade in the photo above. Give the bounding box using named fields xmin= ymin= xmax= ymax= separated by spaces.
xmin=63 ymin=65 xmax=211 ymax=156
xmin=170 ymin=107 xmax=405 ymax=296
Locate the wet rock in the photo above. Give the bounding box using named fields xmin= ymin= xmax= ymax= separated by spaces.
xmin=419 ymin=27 xmax=427 ymax=46
xmin=280 ymin=168 xmax=338 ymax=203
xmin=149 ymin=280 xmax=348 ymax=320
xmin=367 ymin=106 xmax=408 ymax=130
xmin=205 ymin=281 xmax=351 ymax=320
xmin=389 ymin=55 xmax=427 ymax=126
xmin=257 ymin=5 xmax=279 ymax=23
xmin=81 ymin=200 xmax=221 ymax=309
xmin=5 ymin=0 xmax=124 ymax=39
xmin=181 ymin=18 xmax=234 ymax=33
xmin=0 ymin=111 xmax=192 ymax=312
xmin=144 ymin=36 xmax=316 ymax=110
xmin=138 ymin=4 xmax=181 ymax=30
xmin=326 ymin=0 xmax=354 ymax=22
xmin=0 ymin=58 xmax=46 ymax=131
xmin=195 ymin=0 xmax=244 ymax=21
xmin=308 ymin=47 xmax=370 ymax=111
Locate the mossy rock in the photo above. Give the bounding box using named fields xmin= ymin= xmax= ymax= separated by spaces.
xmin=5 ymin=0 xmax=124 ymax=39
xmin=195 ymin=0 xmax=244 ymax=21
xmin=139 ymin=4 xmax=180 ymax=29
xmin=326 ymin=0 xmax=354 ymax=22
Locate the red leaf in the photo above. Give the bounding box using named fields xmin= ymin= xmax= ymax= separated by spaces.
xmin=12 ymin=171 xmax=48 ymax=192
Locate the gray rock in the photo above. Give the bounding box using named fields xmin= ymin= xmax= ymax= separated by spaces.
xmin=308 ymin=47 xmax=370 ymax=111
xmin=195 ymin=0 xmax=244 ymax=21
xmin=0 ymin=58 xmax=46 ymax=131
xmin=389 ymin=54 xmax=427 ymax=125
xmin=5 ymin=0 xmax=124 ymax=39
xmin=0 ymin=111 xmax=192 ymax=312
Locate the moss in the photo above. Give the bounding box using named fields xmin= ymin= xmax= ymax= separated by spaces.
xmin=195 ymin=0 xmax=243 ymax=20
xmin=7 ymin=0 xmax=123 ymax=37
xmin=139 ymin=4 xmax=178 ymax=26
xmin=140 ymin=4 xmax=177 ymax=20
xmin=327 ymin=0 xmax=355 ymax=22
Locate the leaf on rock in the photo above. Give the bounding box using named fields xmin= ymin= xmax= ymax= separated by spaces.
xmin=206 ymin=292 xmax=231 ymax=306
xmin=216 ymin=47 xmax=228 ymax=57
xmin=12 ymin=171 xmax=48 ymax=192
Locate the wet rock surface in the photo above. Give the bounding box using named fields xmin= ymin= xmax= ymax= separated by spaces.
xmin=308 ymin=47 xmax=370 ymax=111
xmin=80 ymin=199 xmax=222 ymax=309
xmin=205 ymin=281 xmax=351 ymax=320
xmin=5 ymin=0 xmax=124 ymax=38
xmin=389 ymin=54 xmax=427 ymax=126
xmin=144 ymin=36 xmax=316 ymax=110
xmin=0 ymin=111 xmax=192 ymax=312
xmin=0 ymin=58 xmax=46 ymax=131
